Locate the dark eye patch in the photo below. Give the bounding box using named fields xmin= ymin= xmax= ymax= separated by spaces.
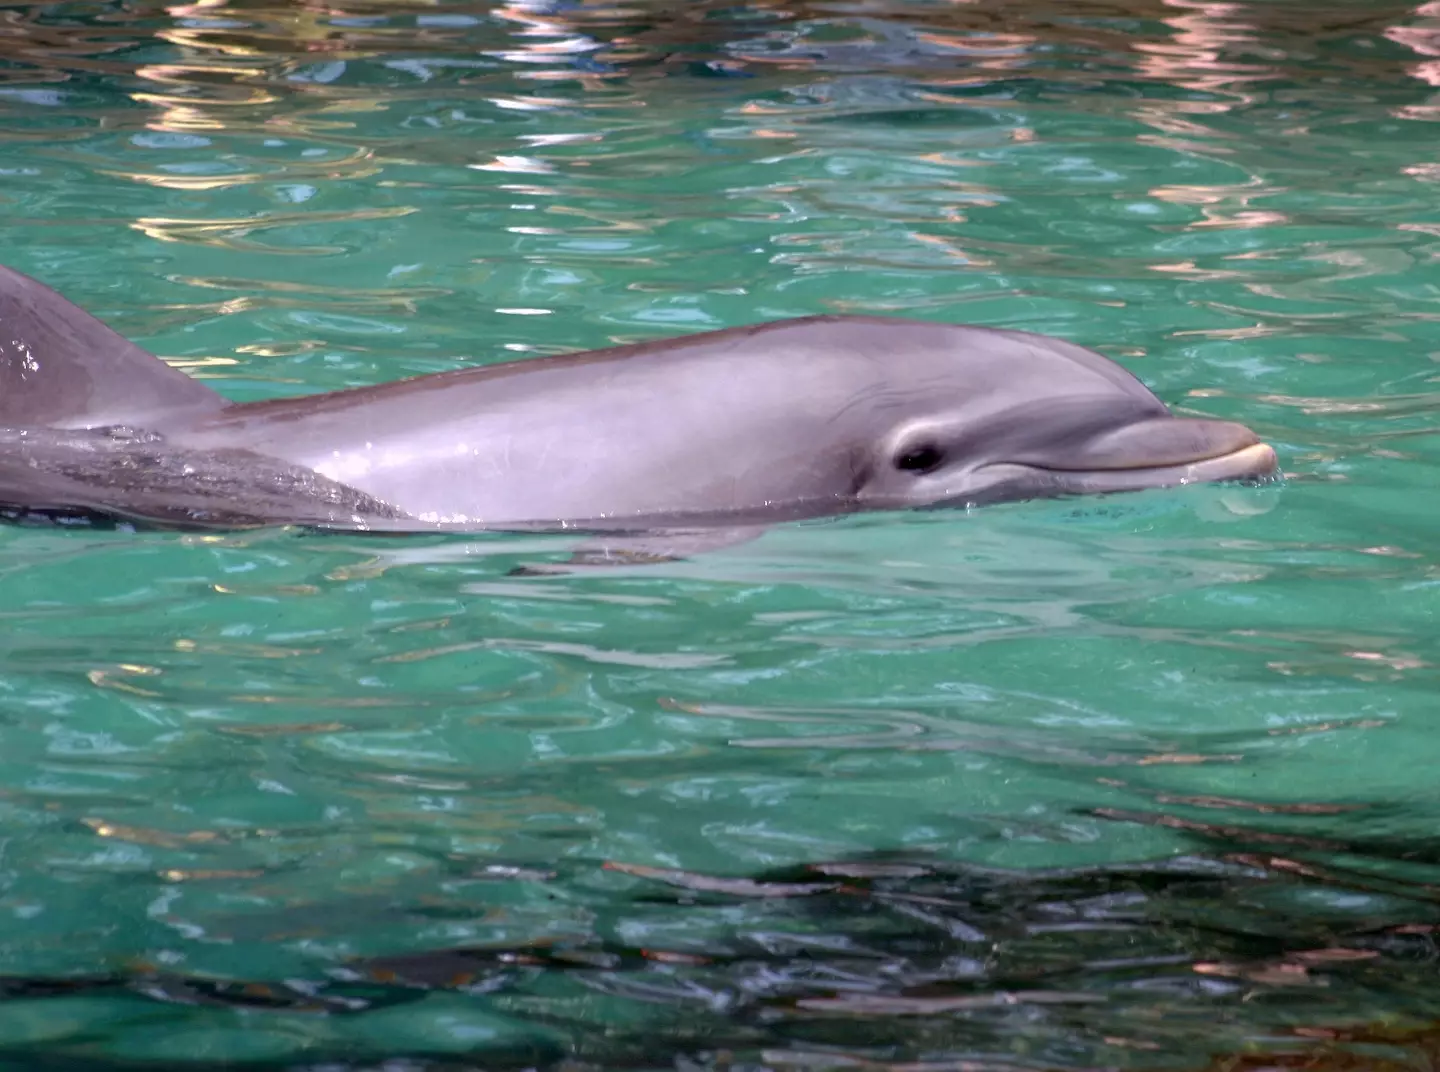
xmin=895 ymin=444 xmax=943 ymax=473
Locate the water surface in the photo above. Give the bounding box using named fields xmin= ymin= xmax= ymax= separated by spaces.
xmin=1 ymin=0 xmax=1439 ymax=1067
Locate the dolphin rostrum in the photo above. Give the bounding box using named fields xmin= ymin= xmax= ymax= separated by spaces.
xmin=0 ymin=266 xmax=1276 ymax=534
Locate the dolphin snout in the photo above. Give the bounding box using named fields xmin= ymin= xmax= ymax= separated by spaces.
xmin=1059 ymin=416 xmax=1267 ymax=472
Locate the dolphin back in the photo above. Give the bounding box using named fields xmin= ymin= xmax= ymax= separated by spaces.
xmin=0 ymin=267 xmax=227 ymax=431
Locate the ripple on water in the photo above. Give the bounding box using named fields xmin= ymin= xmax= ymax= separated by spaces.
xmin=0 ymin=0 xmax=1439 ymax=1066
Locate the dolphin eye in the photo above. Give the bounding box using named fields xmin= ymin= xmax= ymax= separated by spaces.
xmin=895 ymin=443 xmax=943 ymax=473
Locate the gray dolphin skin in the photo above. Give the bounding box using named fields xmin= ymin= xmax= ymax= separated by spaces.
xmin=0 ymin=265 xmax=1277 ymax=533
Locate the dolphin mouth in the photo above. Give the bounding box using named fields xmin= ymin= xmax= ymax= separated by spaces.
xmin=987 ymin=415 xmax=1279 ymax=489
xmin=987 ymin=441 xmax=1279 ymax=494
xmin=1036 ymin=440 xmax=1277 ymax=484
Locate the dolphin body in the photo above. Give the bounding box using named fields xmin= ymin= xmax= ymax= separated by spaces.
xmin=0 ymin=266 xmax=1276 ymax=535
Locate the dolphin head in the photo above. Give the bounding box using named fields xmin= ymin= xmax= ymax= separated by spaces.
xmin=846 ymin=323 xmax=1278 ymax=510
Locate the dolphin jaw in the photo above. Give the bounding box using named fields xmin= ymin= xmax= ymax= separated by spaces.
xmin=975 ymin=441 xmax=1279 ymax=494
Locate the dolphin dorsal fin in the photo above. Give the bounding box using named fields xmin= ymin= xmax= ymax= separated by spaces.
xmin=0 ymin=266 xmax=228 ymax=431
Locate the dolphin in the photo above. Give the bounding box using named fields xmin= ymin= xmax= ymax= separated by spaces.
xmin=0 ymin=266 xmax=1276 ymax=536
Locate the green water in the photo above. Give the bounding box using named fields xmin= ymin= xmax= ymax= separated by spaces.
xmin=1 ymin=0 xmax=1439 ymax=1067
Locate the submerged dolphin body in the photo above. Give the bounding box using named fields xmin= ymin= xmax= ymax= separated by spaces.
xmin=0 ymin=266 xmax=1277 ymax=534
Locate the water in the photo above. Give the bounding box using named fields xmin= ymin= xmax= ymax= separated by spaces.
xmin=0 ymin=0 xmax=1438 ymax=1067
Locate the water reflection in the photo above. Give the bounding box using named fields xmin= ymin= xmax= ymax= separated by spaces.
xmin=2 ymin=0 xmax=1432 ymax=371
xmin=3 ymin=832 xmax=1440 ymax=1068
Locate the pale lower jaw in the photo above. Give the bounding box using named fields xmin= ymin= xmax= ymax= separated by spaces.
xmin=983 ymin=442 xmax=1280 ymax=496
